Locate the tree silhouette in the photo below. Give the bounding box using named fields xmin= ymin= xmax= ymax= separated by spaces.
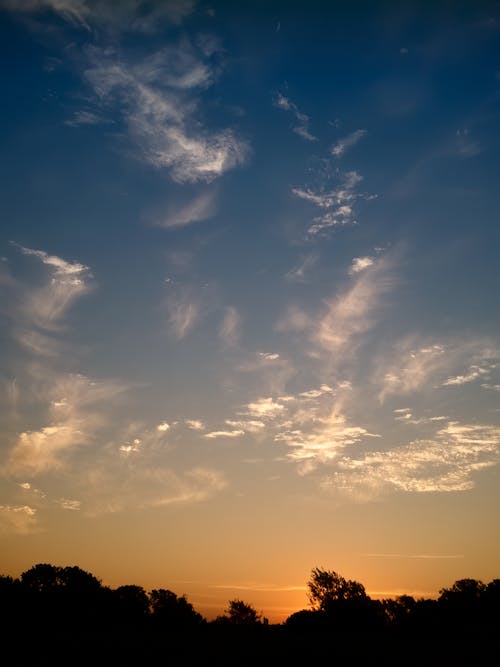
xmin=217 ymin=599 xmax=266 ymax=625
xmin=113 ymin=584 xmax=150 ymax=625
xmin=149 ymin=588 xmax=204 ymax=629
xmin=307 ymin=567 xmax=382 ymax=632
xmin=307 ymin=567 xmax=368 ymax=611
xmin=20 ymin=563 xmax=107 ymax=627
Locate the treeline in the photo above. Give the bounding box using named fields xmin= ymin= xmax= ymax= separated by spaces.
xmin=1 ymin=563 xmax=499 ymax=633
xmin=1 ymin=564 xmax=499 ymax=665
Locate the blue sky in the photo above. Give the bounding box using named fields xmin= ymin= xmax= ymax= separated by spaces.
xmin=1 ymin=0 xmax=500 ymax=620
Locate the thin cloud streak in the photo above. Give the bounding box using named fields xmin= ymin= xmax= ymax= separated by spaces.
xmin=84 ymin=43 xmax=248 ymax=183
xmin=273 ymin=92 xmax=317 ymax=142
xmin=331 ymin=129 xmax=367 ymax=157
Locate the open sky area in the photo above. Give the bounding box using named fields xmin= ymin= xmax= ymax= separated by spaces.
xmin=1 ymin=0 xmax=499 ymax=623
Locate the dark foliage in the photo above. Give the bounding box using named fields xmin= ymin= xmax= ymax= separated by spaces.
xmin=1 ymin=564 xmax=499 ymax=665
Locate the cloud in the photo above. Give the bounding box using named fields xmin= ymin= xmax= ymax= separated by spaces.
xmin=0 ymin=0 xmax=196 ymax=31
xmin=185 ymin=419 xmax=205 ymax=430
xmin=349 ymin=256 xmax=374 ymax=274
xmin=393 ymin=408 xmax=448 ymax=425
xmin=204 ymin=429 xmax=244 ymax=439
xmin=65 ymin=110 xmax=104 ymax=127
xmin=81 ymin=464 xmax=227 ymax=514
xmin=277 ymin=409 xmax=379 ymax=475
xmin=312 ymin=257 xmax=393 ymax=355
xmin=331 ymin=129 xmax=367 ymax=157
xmin=225 ymin=419 xmax=265 ymax=433
xmin=377 ymin=342 xmax=446 ymax=401
xmin=285 ymin=254 xmax=318 ymax=283
xmin=0 ymin=505 xmax=38 ymax=534
xmin=5 ymin=373 xmax=128 ymax=475
xmin=323 ymin=421 xmax=500 ymax=499
xmin=57 ymin=498 xmax=81 ymax=510
xmin=292 ymin=170 xmax=371 ymax=236
xmin=244 ymin=397 xmax=286 ymax=419
xmin=273 ymin=92 xmax=316 ymax=142
xmin=376 ymin=340 xmax=500 ymax=402
xmin=84 ymin=44 xmax=248 ymax=183
xmin=277 ymin=257 xmax=395 ymax=364
xmin=442 ymin=365 xmax=489 ymax=386
xmin=257 ymin=352 xmax=280 ymax=361
xmin=167 ymin=292 xmax=200 ymax=339
xmin=157 ymin=190 xmax=217 ymax=228
xmin=12 ymin=245 xmax=92 ymax=330
xmin=219 ymin=306 xmax=241 ymax=346
xmin=157 ymin=421 xmax=171 ymax=432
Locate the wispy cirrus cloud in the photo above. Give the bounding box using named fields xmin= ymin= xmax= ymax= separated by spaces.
xmin=285 ymin=253 xmax=318 ymax=283
xmin=157 ymin=190 xmax=217 ymax=229
xmin=64 ymin=110 xmax=104 ymax=127
xmin=167 ymin=290 xmax=200 ymax=339
xmin=322 ymin=421 xmax=500 ymax=499
xmin=376 ymin=339 xmax=500 ymax=402
xmin=279 ymin=255 xmax=394 ymax=358
xmin=80 ymin=464 xmax=227 ymax=515
xmin=5 ymin=373 xmax=129 ymax=475
xmin=204 ymin=429 xmax=244 ymax=439
xmin=331 ymin=129 xmax=367 ymax=157
xmin=349 ymin=256 xmax=374 ymax=274
xmin=0 ymin=504 xmax=38 ymax=534
xmin=0 ymin=0 xmax=196 ymax=32
xmin=273 ymin=92 xmax=316 ymax=142
xmin=84 ymin=41 xmax=248 ymax=184
xmin=292 ymin=170 xmax=373 ymax=236
xmin=219 ymin=306 xmax=241 ymax=346
xmin=377 ymin=343 xmax=446 ymax=401
xmin=13 ymin=245 xmax=93 ymax=330
xmin=442 ymin=365 xmax=489 ymax=386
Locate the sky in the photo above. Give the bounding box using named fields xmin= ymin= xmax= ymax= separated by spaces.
xmin=0 ymin=0 xmax=500 ymax=623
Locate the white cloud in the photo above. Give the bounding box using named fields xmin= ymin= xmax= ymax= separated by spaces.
xmin=185 ymin=419 xmax=205 ymax=430
xmin=6 ymin=373 xmax=128 ymax=475
xmin=81 ymin=465 xmax=227 ymax=514
xmin=0 ymin=505 xmax=38 ymax=534
xmin=273 ymin=92 xmax=316 ymax=142
xmin=84 ymin=45 xmax=248 ymax=183
xmin=219 ymin=306 xmax=241 ymax=346
xmin=312 ymin=257 xmax=393 ymax=354
xmin=331 ymin=129 xmax=367 ymax=157
xmin=377 ymin=343 xmax=446 ymax=401
xmin=292 ymin=171 xmax=370 ymax=236
xmin=65 ymin=110 xmax=104 ymax=127
xmin=244 ymin=397 xmax=286 ymax=419
xmin=291 ymin=187 xmax=338 ymax=208
xmin=225 ymin=419 xmax=265 ymax=433
xmin=393 ymin=408 xmax=449 ymax=425
xmin=257 ymin=352 xmax=280 ymax=361
xmin=481 ymin=383 xmax=500 ymax=392
xmin=277 ymin=410 xmax=378 ymax=475
xmin=204 ymin=429 xmax=245 ymax=439
xmin=0 ymin=0 xmax=196 ymax=31
xmin=285 ymin=254 xmax=318 ymax=283
xmin=167 ymin=293 xmax=199 ymax=339
xmin=157 ymin=421 xmax=170 ymax=432
xmin=349 ymin=256 xmax=374 ymax=274
xmin=157 ymin=190 xmax=217 ymax=228
xmin=323 ymin=421 xmax=500 ymax=498
xmin=442 ymin=365 xmax=489 ymax=386
xmin=376 ymin=340 xmax=500 ymax=402
xmin=57 ymin=498 xmax=81 ymax=510
xmin=15 ymin=245 xmax=92 ymax=329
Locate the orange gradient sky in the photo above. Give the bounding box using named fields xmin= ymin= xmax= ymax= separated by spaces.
xmin=1 ymin=1 xmax=500 ymax=624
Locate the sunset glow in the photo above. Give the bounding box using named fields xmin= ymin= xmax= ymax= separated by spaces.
xmin=1 ymin=0 xmax=499 ymax=624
